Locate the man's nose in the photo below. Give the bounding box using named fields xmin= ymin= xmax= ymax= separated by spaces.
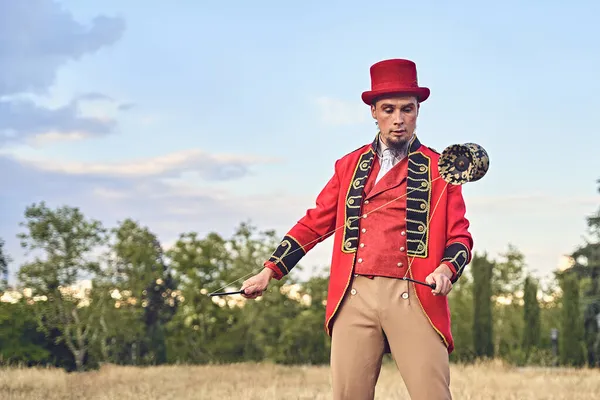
xmin=393 ymin=110 xmax=404 ymax=125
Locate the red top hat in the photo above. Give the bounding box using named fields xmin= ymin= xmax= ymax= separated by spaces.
xmin=361 ymin=59 xmax=430 ymax=105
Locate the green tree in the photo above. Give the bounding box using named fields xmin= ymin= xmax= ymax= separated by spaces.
xmin=558 ymin=272 xmax=586 ymax=366
xmin=471 ymin=252 xmax=494 ymax=359
xmin=16 ymin=202 xmax=108 ymax=371
xmin=0 ymin=301 xmax=51 ymax=366
xmin=0 ymin=238 xmax=10 ymax=293
xmin=165 ymin=222 xmax=284 ymax=364
xmin=448 ymin=269 xmax=475 ymax=363
xmin=537 ymin=278 xmax=561 ymax=361
xmin=493 ymin=244 xmax=526 ymax=298
xmin=229 ymin=224 xmax=307 ymax=363
xmin=522 ymin=275 xmax=541 ymax=359
xmin=165 ymin=222 xmax=312 ymax=365
xmin=104 ymin=219 xmax=178 ymax=365
xmin=165 ymin=230 xmax=237 ymax=363
xmin=275 ymin=269 xmax=331 ymax=365
xmin=567 ymin=180 xmax=600 ymax=367
xmin=492 ymin=245 xmax=526 ymax=363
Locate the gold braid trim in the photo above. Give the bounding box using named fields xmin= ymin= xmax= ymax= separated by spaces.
xmin=406 ymin=152 xmax=431 ymax=258
xmin=341 ymin=146 xmax=375 ymax=253
xmin=267 ymin=235 xmax=306 ymax=276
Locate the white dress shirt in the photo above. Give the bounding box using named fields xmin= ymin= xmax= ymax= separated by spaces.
xmin=374 ymin=136 xmax=411 ymax=184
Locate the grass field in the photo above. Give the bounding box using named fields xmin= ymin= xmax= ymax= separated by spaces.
xmin=1 ymin=360 xmax=599 ymax=399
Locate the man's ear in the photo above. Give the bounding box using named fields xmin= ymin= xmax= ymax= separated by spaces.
xmin=371 ymin=104 xmax=376 ymax=119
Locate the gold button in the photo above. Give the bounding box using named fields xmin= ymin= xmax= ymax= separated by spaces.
xmin=362 ymin=228 xmax=366 ymax=233
xmin=351 ymin=289 xmax=357 ymax=295
xmin=400 ymin=231 xmax=406 ymax=236
xmin=420 ymin=204 xmax=426 ymax=210
xmin=421 ymin=182 xmax=428 ymax=188
xmin=418 ymin=226 xmax=424 ymax=232
xmin=360 ymin=243 xmax=365 ymax=248
xmin=362 ymin=214 xmax=367 ymax=219
xmin=400 ymin=247 xmax=405 ymax=252
xmin=401 ymin=292 xmax=409 ymax=299
xmin=364 ymin=200 xmax=369 ymax=204
xmin=358 ymin=258 xmax=363 ymax=263
xmin=397 ymin=262 xmax=403 ymax=267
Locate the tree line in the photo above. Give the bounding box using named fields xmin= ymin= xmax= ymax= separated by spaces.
xmin=0 ymin=192 xmax=599 ymax=371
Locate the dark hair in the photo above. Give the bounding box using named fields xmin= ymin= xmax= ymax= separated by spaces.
xmin=370 ymin=94 xmax=419 ymax=107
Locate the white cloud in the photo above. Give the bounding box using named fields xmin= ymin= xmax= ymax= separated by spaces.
xmin=315 ymin=96 xmax=367 ymax=126
xmin=26 ymin=130 xmax=94 ymax=147
xmin=0 ymin=1 xmax=125 ymax=148
xmin=14 ymin=149 xmax=281 ymax=180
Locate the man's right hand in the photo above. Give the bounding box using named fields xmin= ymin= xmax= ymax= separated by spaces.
xmin=240 ymin=267 xmax=275 ymax=299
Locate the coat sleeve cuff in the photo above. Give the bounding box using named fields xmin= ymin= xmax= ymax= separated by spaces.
xmin=264 ymin=260 xmax=284 ymax=280
xmin=441 ymin=242 xmax=471 ymax=283
xmin=264 ymin=235 xmax=306 ymax=279
xmin=441 ymin=261 xmax=458 ymax=282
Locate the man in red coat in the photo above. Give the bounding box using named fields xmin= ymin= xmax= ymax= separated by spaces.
xmin=241 ymin=59 xmax=473 ymax=400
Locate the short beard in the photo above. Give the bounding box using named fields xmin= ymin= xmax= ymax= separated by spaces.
xmin=387 ymin=130 xmax=414 ymax=151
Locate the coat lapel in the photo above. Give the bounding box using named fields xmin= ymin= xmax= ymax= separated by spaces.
xmin=405 ymin=135 xmax=432 ymax=259
xmin=340 ymin=135 xmax=378 ymax=254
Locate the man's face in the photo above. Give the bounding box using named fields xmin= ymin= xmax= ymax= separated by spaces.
xmin=371 ymin=95 xmax=419 ymax=149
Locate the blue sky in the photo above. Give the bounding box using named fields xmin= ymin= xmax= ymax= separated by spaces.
xmin=1 ymin=0 xmax=599 ymax=286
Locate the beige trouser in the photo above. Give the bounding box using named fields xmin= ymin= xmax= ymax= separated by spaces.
xmin=330 ymin=275 xmax=451 ymax=400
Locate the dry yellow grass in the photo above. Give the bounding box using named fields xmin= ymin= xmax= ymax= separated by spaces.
xmin=1 ymin=360 xmax=599 ymax=399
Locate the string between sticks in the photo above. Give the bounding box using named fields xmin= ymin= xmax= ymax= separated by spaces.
xmin=209 ymin=175 xmax=445 ymax=295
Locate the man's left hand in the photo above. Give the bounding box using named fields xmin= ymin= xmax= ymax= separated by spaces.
xmin=425 ymin=264 xmax=454 ymax=296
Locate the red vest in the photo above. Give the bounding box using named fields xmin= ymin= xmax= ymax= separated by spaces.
xmin=353 ymin=157 xmax=410 ymax=278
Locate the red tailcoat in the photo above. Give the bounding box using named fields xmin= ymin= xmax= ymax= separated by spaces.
xmin=264 ymin=134 xmax=473 ymax=353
